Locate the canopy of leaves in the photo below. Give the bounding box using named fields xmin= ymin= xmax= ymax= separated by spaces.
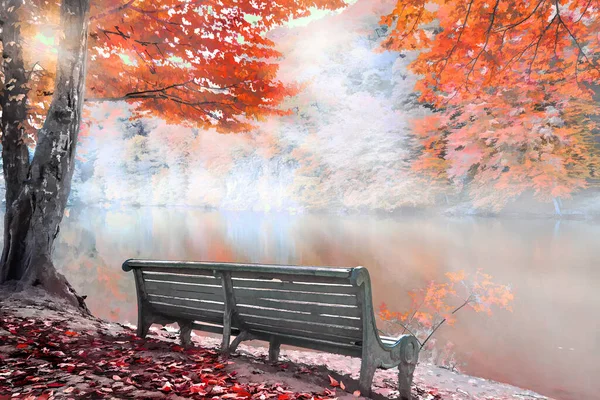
xmin=380 ymin=0 xmax=600 ymax=209
xmin=10 ymin=0 xmax=345 ymax=142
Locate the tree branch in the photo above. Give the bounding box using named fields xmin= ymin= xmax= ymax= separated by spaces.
xmin=90 ymin=0 xmax=136 ymax=21
xmin=420 ymin=295 xmax=473 ymax=349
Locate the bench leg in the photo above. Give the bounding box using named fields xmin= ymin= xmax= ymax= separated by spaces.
xmin=179 ymin=321 xmax=193 ymax=348
xmin=358 ymin=359 xmax=377 ymax=397
xmin=221 ymin=310 xmax=233 ymax=353
xmin=398 ymin=360 xmax=416 ymax=400
xmin=229 ymin=330 xmax=249 ymax=353
xmin=268 ymin=337 xmax=280 ymax=362
xmin=137 ymin=311 xmax=153 ymax=338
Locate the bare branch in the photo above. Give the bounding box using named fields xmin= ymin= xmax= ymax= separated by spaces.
xmin=90 ymin=0 xmax=136 ymax=21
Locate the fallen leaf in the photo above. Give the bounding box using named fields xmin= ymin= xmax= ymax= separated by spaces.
xmin=340 ymin=381 xmax=345 ymax=390
xmin=353 ymin=390 xmax=361 ymax=397
xmin=328 ymin=375 xmax=339 ymax=388
xmin=190 ymin=383 xmax=206 ymax=394
xmin=160 ymin=381 xmax=173 ymax=392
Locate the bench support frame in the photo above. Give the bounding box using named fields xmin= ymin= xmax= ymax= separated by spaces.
xmin=351 ymin=267 xmax=419 ymax=400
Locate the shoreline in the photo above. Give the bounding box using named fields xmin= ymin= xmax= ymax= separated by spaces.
xmin=0 ymin=289 xmax=552 ymax=400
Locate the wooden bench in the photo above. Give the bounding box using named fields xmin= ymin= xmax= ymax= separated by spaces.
xmin=122 ymin=259 xmax=419 ymax=399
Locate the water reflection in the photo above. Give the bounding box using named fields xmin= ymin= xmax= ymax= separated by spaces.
xmin=18 ymin=207 xmax=600 ymax=399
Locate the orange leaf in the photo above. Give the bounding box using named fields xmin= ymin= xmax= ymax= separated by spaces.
xmin=328 ymin=375 xmax=339 ymax=387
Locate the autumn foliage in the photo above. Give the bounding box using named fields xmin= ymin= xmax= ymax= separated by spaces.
xmin=379 ymin=270 xmax=514 ymax=352
xmin=380 ymin=0 xmax=600 ymax=209
xmin=12 ymin=0 xmax=346 ymax=141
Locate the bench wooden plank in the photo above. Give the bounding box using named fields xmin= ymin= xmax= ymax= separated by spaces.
xmin=150 ymin=302 xmax=224 ymax=323
xmin=235 ymin=304 xmax=362 ymax=329
xmin=144 ymin=281 xmax=225 ymax=301
xmin=234 ymin=288 xmax=358 ymax=306
xmin=191 ymin=322 xmax=240 ymax=336
xmin=137 ymin=266 xmax=217 ymax=277
xmin=147 ymin=294 xmax=224 ymax=312
xmin=231 ymin=271 xmax=353 ymax=285
xmin=143 ymin=272 xmax=221 ymax=286
xmin=240 ymin=314 xmax=362 ymax=339
xmin=244 ymin=321 xmax=362 ymax=344
xmin=231 ymin=278 xmax=358 ymax=295
xmin=234 ymin=297 xmax=362 ymax=317
xmin=249 ymin=329 xmax=362 ymax=358
xmin=123 ymin=259 xmax=353 ymax=279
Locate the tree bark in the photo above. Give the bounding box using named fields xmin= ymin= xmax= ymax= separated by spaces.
xmin=0 ymin=0 xmax=91 ymax=310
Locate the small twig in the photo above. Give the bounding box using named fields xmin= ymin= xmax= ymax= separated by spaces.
xmin=420 ymin=295 xmax=473 ymax=349
xmin=390 ymin=321 xmax=422 ymax=345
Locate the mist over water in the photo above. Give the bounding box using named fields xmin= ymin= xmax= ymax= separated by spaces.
xmin=0 ymin=2 xmax=597 ymax=400
xmin=14 ymin=206 xmax=594 ymax=400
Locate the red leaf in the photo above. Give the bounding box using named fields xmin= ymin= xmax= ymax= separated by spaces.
xmin=46 ymin=382 xmax=65 ymax=388
xmin=64 ymin=330 xmax=78 ymax=337
xmin=353 ymin=390 xmax=361 ymax=397
xmin=190 ymin=383 xmax=206 ymax=394
xmin=328 ymin=375 xmax=339 ymax=387
xmin=16 ymin=343 xmax=28 ymax=349
xmin=160 ymin=381 xmax=173 ymax=392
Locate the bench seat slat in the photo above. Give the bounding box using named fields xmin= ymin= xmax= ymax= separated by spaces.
xmin=234 ymin=288 xmax=358 ymax=306
xmin=244 ymin=321 xmax=362 ymax=344
xmin=231 ymin=279 xmax=357 ymax=295
xmin=150 ymin=302 xmax=224 ymax=323
xmin=147 ymin=294 xmax=224 ymax=312
xmin=234 ymin=297 xmax=361 ymax=318
xmin=241 ymin=314 xmax=362 ymax=340
xmin=191 ymin=322 xmax=240 ymax=336
xmin=124 ymin=260 xmax=352 ymax=279
xmin=235 ymin=304 xmax=362 ymax=329
xmin=143 ymin=272 xmax=221 ymax=286
xmin=144 ymin=281 xmax=224 ymax=301
xmin=231 ymin=271 xmax=352 ymax=285
xmin=136 ymin=266 xmax=217 ymax=277
xmin=248 ymin=330 xmax=362 ymax=358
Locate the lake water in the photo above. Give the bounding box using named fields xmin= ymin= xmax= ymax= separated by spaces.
xmin=41 ymin=207 xmax=599 ymax=399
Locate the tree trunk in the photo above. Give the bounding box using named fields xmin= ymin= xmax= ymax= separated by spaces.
xmin=0 ymin=0 xmax=91 ymax=310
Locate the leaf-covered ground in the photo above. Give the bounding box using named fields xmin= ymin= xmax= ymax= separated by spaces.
xmin=0 ymin=308 xmax=350 ymax=400
xmin=0 ymin=289 xmax=551 ymax=400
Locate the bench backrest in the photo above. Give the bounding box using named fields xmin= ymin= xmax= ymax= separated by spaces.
xmin=123 ymin=260 xmax=372 ymax=357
